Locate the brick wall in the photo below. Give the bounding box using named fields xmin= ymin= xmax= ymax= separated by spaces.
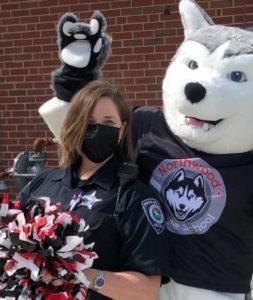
xmin=1 ymin=0 xmax=253 ymax=197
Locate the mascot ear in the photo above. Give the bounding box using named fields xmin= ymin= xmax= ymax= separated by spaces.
xmin=179 ymin=0 xmax=214 ymax=39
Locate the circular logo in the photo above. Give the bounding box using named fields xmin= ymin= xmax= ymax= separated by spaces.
xmin=149 ymin=204 xmax=164 ymax=224
xmin=149 ymin=158 xmax=226 ymax=235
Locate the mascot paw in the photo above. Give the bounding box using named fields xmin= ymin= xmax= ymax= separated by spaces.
xmin=57 ymin=11 xmax=111 ymax=70
xmin=51 ymin=11 xmax=111 ymax=102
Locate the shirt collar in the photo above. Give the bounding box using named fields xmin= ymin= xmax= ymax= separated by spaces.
xmin=51 ymin=155 xmax=121 ymax=191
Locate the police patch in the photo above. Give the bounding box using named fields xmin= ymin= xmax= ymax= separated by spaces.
xmin=141 ymin=198 xmax=165 ymax=234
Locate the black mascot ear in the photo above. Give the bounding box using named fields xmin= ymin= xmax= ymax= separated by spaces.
xmin=90 ymin=10 xmax=107 ymax=34
xmin=57 ymin=13 xmax=79 ymax=49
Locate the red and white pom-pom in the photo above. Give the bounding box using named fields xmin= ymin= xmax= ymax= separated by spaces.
xmin=0 ymin=194 xmax=97 ymax=299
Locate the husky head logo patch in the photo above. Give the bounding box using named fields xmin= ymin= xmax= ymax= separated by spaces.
xmin=150 ymin=158 xmax=226 ymax=235
xmin=164 ymin=168 xmax=208 ymax=222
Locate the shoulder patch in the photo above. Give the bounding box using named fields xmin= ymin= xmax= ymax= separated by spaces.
xmin=141 ymin=198 xmax=165 ymax=234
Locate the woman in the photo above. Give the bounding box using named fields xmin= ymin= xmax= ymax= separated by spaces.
xmin=18 ymin=80 xmax=170 ymax=300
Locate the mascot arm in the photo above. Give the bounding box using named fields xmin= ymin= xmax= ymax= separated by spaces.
xmin=39 ymin=11 xmax=111 ymax=141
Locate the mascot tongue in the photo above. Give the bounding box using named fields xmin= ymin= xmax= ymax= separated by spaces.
xmin=186 ymin=117 xmax=207 ymax=128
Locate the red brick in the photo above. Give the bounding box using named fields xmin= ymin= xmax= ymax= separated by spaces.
xmin=128 ymin=100 xmax=146 ymax=107
xmin=123 ymin=70 xmax=145 ymax=77
xmin=0 ymin=11 xmax=11 ymax=18
xmin=112 ymin=47 xmax=133 ymax=55
xmin=121 ymin=7 xmax=143 ymax=16
xmin=49 ymin=6 xmax=72 ymax=14
xmin=129 ymin=62 xmax=149 ymax=69
xmin=123 ymin=54 xmax=144 ymax=62
xmin=4 ymin=47 xmax=22 ymax=55
xmin=213 ymin=16 xmax=234 ymax=24
xmin=5 ymin=75 xmax=24 ymax=82
xmin=211 ymin=0 xmax=233 ymax=8
xmin=7 ymin=25 xmax=27 ymax=33
xmin=5 ymin=62 xmax=23 ymax=68
xmin=15 ymin=83 xmax=33 ymax=89
xmin=23 ymin=46 xmax=42 ymax=53
xmin=14 ymin=54 xmax=32 ymax=61
xmin=14 ymin=39 xmax=33 ymax=46
xmin=27 ymin=89 xmax=46 ymax=96
xmin=116 ymin=16 xmax=127 ymax=25
xmin=9 ymin=132 xmax=27 ymax=138
xmin=21 ymin=32 xmax=39 ymax=39
xmin=134 ymin=46 xmax=154 ymax=54
xmin=25 ymin=75 xmax=44 ymax=82
xmin=12 ymin=10 xmax=30 ymax=17
xmin=18 ymin=125 xmax=36 ymax=131
xmin=103 ymin=63 xmax=118 ymax=71
xmin=111 ymin=1 xmax=130 ymax=9
xmin=2 ymin=3 xmax=19 ymax=10
xmin=12 ymin=111 xmax=30 ymax=117
xmin=3 ymin=32 xmax=22 ymax=40
xmin=133 ymin=30 xmax=154 ymax=38
xmin=144 ymin=22 xmax=165 ymax=30
xmin=123 ymin=23 xmax=144 ymax=31
xmin=36 ymin=23 xmax=55 ymax=30
xmin=39 ymin=0 xmax=57 ymax=7
xmin=145 ymin=53 xmax=166 ymax=61
xmin=40 ymin=30 xmax=56 ymax=37
xmin=24 ymin=61 xmax=43 ymax=68
xmin=123 ymin=39 xmax=143 ymax=47
xmin=144 ymin=37 xmax=164 ymax=45
xmin=2 ymin=18 xmax=20 ymax=25
xmin=145 ymin=68 xmax=165 ymax=76
xmin=19 ymin=16 xmax=39 ymax=24
xmin=135 ymin=77 xmax=156 ymax=84
xmin=132 ymin=0 xmax=153 ymax=6
xmin=8 ymin=145 xmax=28 ymax=152
xmin=112 ymin=32 xmax=132 ymax=40
xmin=7 ymin=118 xmax=26 ymax=125
xmin=19 ymin=2 xmax=39 ymax=9
xmin=127 ymin=84 xmax=146 ymax=92
xmin=143 ymin=6 xmax=165 ymax=14
xmin=30 ymin=7 xmax=50 ymax=16
xmin=127 ymin=15 xmax=149 ymax=23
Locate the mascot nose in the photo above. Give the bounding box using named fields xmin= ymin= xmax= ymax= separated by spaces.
xmin=184 ymin=82 xmax=206 ymax=104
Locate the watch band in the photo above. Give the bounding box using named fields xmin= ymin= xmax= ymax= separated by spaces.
xmin=93 ymin=270 xmax=105 ymax=292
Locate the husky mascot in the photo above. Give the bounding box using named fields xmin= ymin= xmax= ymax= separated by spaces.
xmin=39 ymin=0 xmax=253 ymax=299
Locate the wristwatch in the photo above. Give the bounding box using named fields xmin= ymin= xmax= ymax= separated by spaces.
xmin=93 ymin=270 xmax=105 ymax=292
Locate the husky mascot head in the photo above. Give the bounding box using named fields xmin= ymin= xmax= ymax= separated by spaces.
xmin=164 ymin=168 xmax=207 ymax=221
xmin=163 ymin=0 xmax=253 ymax=154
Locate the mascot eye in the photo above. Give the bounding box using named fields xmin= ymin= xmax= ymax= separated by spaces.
xmin=188 ymin=60 xmax=198 ymax=70
xmin=227 ymin=71 xmax=247 ymax=83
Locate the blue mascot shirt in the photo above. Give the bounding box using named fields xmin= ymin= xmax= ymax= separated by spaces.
xmin=132 ymin=106 xmax=253 ymax=293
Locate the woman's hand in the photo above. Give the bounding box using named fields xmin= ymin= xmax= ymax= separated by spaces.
xmin=84 ymin=268 xmax=161 ymax=300
xmin=40 ymin=269 xmax=67 ymax=286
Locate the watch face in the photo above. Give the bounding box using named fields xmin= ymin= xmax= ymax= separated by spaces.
xmin=96 ymin=277 xmax=104 ymax=288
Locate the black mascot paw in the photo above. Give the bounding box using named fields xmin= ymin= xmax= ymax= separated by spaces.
xmin=52 ymin=11 xmax=111 ymax=102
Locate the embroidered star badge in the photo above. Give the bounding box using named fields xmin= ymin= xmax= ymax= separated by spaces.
xmin=77 ymin=191 xmax=102 ymax=210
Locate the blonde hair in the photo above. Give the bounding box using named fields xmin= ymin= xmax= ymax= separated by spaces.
xmin=59 ymin=80 xmax=133 ymax=168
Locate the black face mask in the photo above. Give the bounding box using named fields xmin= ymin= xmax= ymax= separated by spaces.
xmin=82 ymin=123 xmax=120 ymax=163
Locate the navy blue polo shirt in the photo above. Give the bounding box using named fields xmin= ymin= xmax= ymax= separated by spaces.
xmin=18 ymin=155 xmax=170 ymax=300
